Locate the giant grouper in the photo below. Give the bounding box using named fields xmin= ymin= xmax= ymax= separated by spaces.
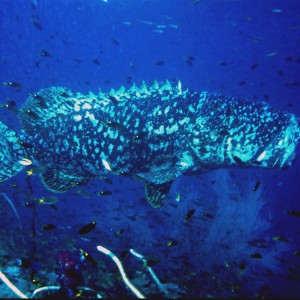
xmin=0 ymin=80 xmax=299 ymax=207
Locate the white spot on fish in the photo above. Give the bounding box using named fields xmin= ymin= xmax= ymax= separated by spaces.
xmin=164 ymin=106 xmax=171 ymax=114
xmin=257 ymin=151 xmax=267 ymax=161
xmin=19 ymin=158 xmax=32 ymax=166
xmin=82 ymin=103 xmax=92 ymax=110
xmin=74 ymin=115 xmax=82 ymax=122
xmin=74 ymin=102 xmax=80 ymax=112
xmin=102 ymin=159 xmax=112 ymax=171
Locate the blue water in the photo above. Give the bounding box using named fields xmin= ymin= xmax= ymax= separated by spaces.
xmin=0 ymin=0 xmax=300 ymax=298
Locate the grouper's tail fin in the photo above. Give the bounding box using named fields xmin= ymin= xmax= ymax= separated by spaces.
xmin=0 ymin=121 xmax=26 ymax=183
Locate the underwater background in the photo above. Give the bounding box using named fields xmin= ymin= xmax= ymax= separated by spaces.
xmin=0 ymin=0 xmax=300 ymax=298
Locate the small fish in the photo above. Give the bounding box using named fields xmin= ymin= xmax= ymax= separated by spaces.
xmin=153 ymin=29 xmax=164 ymax=33
xmin=49 ymin=204 xmax=58 ymax=211
xmin=219 ymin=61 xmax=228 ymax=66
xmin=100 ymin=176 xmax=113 ymax=184
xmin=60 ymin=92 xmax=70 ymax=98
xmin=38 ymin=196 xmax=59 ymax=205
xmin=97 ymin=190 xmax=112 ymax=196
xmin=16 ymin=257 xmax=33 ymax=268
xmin=239 ymin=80 xmax=246 ymax=85
xmin=267 ymin=52 xmax=277 ymax=57
xmin=78 ymin=220 xmax=96 ymax=234
xmin=115 ymin=228 xmax=126 ymax=236
xmin=40 ymin=50 xmax=50 ymax=57
xmin=92 ymin=58 xmax=101 ymax=66
xmin=285 ymin=81 xmax=300 ymax=87
xmin=42 ymin=223 xmax=56 ymax=230
xmin=185 ymin=56 xmax=195 ymax=65
xmin=11 ymin=183 xmax=21 ymax=190
xmin=184 ymin=209 xmax=196 ymax=222
xmin=141 ymin=20 xmax=153 ymax=25
xmin=155 ymin=60 xmax=165 ymax=66
xmin=169 ymin=24 xmax=178 ymax=29
xmin=126 ymin=76 xmax=133 ymax=83
xmin=111 ymin=39 xmax=119 ymax=46
xmin=129 ymin=63 xmax=136 ymax=71
xmin=127 ymin=214 xmax=137 ymax=221
xmin=25 ymin=109 xmax=39 ymax=119
xmin=31 ymin=15 xmax=42 ymax=30
xmin=23 ymin=201 xmax=34 ymax=208
xmin=176 ymin=192 xmax=181 ymax=202
xmin=102 ymin=121 xmax=126 ymax=131
xmin=31 ymin=94 xmax=48 ymax=108
xmin=143 ymin=257 xmax=160 ymax=268
xmin=247 ymin=239 xmax=268 ymax=248
xmin=285 ymin=56 xmax=295 ymax=62
xmin=250 ymin=252 xmax=262 ymax=259
xmin=202 ymin=212 xmax=214 ymax=219
xmin=293 ymin=250 xmax=300 ymax=256
xmin=0 ymin=100 xmax=18 ymax=113
xmin=119 ymin=250 xmax=129 ymax=261
xmin=272 ymin=9 xmax=282 ymax=13
xmin=131 ymin=131 xmax=147 ymax=142
xmin=286 ymin=210 xmax=300 ymax=217
xmin=18 ymin=141 xmax=34 ymax=149
xmin=232 ymin=155 xmax=244 ymax=165
xmin=2 ymin=81 xmax=22 ymax=90
xmin=273 ymin=235 xmax=289 ymax=243
xmin=74 ymin=190 xmax=91 ymax=198
xmin=79 ymin=249 xmax=97 ymax=267
xmin=167 ymin=240 xmax=179 ymax=247
xmin=251 ymin=63 xmax=258 ymax=70
xmin=19 ymin=158 xmax=32 ymax=166
xmin=108 ymin=95 xmax=118 ymax=105
xmin=253 ymin=180 xmax=261 ymax=192
xmin=73 ymin=58 xmax=81 ymax=64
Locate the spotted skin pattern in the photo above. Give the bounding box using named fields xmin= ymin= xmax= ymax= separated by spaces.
xmin=0 ymin=80 xmax=299 ymax=207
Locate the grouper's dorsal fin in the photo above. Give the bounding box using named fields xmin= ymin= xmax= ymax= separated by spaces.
xmin=40 ymin=169 xmax=85 ymax=193
xmin=145 ymin=180 xmax=173 ymax=208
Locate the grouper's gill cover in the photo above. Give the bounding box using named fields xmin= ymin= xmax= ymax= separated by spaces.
xmin=0 ymin=80 xmax=299 ymax=208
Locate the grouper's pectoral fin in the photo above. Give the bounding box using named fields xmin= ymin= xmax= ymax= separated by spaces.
xmin=144 ymin=180 xmax=173 ymax=208
xmin=40 ymin=169 xmax=86 ymax=193
xmin=134 ymin=168 xmax=181 ymax=208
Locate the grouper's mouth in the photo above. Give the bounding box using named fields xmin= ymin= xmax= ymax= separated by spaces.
xmin=256 ymin=114 xmax=300 ymax=169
